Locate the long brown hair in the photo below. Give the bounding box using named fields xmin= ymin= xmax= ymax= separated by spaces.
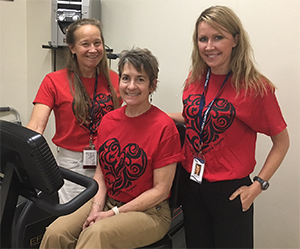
xmin=65 ymin=18 xmax=119 ymax=124
xmin=189 ymin=6 xmax=275 ymax=96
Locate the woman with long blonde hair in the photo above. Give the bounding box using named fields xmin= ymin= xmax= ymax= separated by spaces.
xmin=169 ymin=6 xmax=289 ymax=248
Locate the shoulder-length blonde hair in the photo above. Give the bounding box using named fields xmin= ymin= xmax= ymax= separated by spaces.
xmin=189 ymin=6 xmax=275 ymax=96
xmin=65 ymin=18 xmax=119 ymax=124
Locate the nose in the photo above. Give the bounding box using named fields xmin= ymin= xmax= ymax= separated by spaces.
xmin=205 ymin=39 xmax=214 ymax=50
xmin=127 ymin=80 xmax=137 ymax=90
xmin=89 ymin=45 xmax=97 ymax=53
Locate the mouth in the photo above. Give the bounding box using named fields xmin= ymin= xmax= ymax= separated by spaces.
xmin=87 ymin=56 xmax=98 ymax=60
xmin=206 ymin=53 xmax=219 ymax=58
xmin=86 ymin=54 xmax=99 ymax=59
xmin=126 ymin=92 xmax=140 ymax=97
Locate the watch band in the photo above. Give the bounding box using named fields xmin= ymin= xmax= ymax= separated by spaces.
xmin=112 ymin=206 xmax=119 ymax=215
xmin=253 ymin=176 xmax=269 ymax=190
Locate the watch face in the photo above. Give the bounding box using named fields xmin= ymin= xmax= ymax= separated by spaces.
xmin=262 ymin=181 xmax=269 ymax=190
xmin=254 ymin=176 xmax=269 ymax=190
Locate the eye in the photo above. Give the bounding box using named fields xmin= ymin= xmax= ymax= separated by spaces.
xmin=214 ymin=35 xmax=223 ymax=41
xmin=199 ymin=36 xmax=207 ymax=42
xmin=137 ymin=77 xmax=145 ymax=83
xmin=94 ymin=41 xmax=102 ymax=47
xmin=121 ymin=75 xmax=129 ymax=82
xmin=136 ymin=76 xmax=148 ymax=84
xmin=81 ymin=42 xmax=89 ymax=47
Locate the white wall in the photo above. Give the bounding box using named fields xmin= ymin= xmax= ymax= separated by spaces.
xmin=0 ymin=0 xmax=28 ymax=122
xmin=0 ymin=0 xmax=299 ymax=248
xmin=101 ymin=2 xmax=299 ymax=248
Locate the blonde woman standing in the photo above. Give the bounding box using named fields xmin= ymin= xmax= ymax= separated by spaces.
xmin=169 ymin=6 xmax=289 ymax=248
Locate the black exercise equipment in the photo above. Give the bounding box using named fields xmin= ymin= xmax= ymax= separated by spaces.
xmin=0 ymin=120 xmax=185 ymax=249
xmin=0 ymin=120 xmax=98 ymax=248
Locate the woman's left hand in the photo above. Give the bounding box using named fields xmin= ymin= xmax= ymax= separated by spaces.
xmin=229 ymin=129 xmax=289 ymax=212
xmin=229 ymin=181 xmax=262 ymax=211
xmin=83 ymin=209 xmax=114 ymax=229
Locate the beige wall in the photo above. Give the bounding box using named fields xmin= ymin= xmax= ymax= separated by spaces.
xmin=1 ymin=0 xmax=299 ymax=248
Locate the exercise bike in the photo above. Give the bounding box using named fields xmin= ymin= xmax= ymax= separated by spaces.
xmin=0 ymin=120 xmax=98 ymax=248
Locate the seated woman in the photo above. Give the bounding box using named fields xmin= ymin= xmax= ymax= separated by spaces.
xmin=40 ymin=48 xmax=185 ymax=249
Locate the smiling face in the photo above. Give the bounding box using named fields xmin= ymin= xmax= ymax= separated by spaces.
xmin=120 ymin=63 xmax=156 ymax=117
xmin=197 ymin=21 xmax=238 ymax=75
xmin=70 ymin=24 xmax=104 ymax=77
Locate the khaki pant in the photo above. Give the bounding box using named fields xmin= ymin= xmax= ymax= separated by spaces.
xmin=40 ymin=197 xmax=171 ymax=249
xmin=56 ymin=147 xmax=96 ymax=204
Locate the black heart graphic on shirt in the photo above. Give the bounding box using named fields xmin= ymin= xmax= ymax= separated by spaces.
xmin=184 ymin=95 xmax=236 ymax=151
xmin=72 ymin=94 xmax=114 ymax=134
xmin=98 ymin=138 xmax=147 ymax=194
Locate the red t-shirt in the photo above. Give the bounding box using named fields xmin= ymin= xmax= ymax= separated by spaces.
xmin=95 ymin=105 xmax=185 ymax=203
xmin=33 ymin=68 xmax=121 ymax=151
xmin=182 ymin=72 xmax=287 ymax=182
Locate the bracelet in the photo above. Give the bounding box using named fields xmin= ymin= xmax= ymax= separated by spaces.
xmin=112 ymin=206 xmax=119 ymax=215
xmin=92 ymin=201 xmax=101 ymax=207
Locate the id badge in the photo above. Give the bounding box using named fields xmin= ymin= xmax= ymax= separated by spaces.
xmin=190 ymin=154 xmax=205 ymax=184
xmin=83 ymin=144 xmax=97 ymax=169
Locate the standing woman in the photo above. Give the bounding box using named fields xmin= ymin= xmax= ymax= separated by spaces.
xmin=27 ymin=18 xmax=121 ymax=203
xmin=169 ymin=6 xmax=289 ymax=248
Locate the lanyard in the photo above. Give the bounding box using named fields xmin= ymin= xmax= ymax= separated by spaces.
xmin=198 ymin=68 xmax=231 ymax=148
xmin=89 ymin=69 xmax=98 ymax=137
